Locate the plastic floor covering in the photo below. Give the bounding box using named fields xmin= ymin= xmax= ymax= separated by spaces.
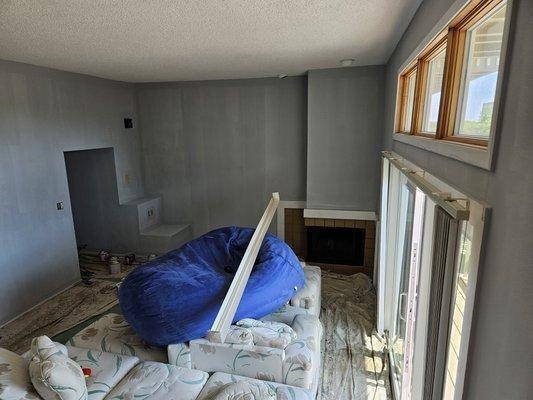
xmin=318 ymin=271 xmax=391 ymax=400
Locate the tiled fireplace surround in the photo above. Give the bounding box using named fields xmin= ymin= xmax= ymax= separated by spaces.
xmin=284 ymin=208 xmax=375 ymax=276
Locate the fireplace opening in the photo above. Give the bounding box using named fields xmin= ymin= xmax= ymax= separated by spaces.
xmin=306 ymin=226 xmax=365 ymax=266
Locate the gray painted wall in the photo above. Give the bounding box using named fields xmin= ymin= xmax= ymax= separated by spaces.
xmin=383 ymin=0 xmax=533 ymax=397
xmin=0 ymin=60 xmax=143 ymax=325
xmin=136 ymin=77 xmax=308 ymax=236
xmin=307 ymin=66 xmax=385 ymax=211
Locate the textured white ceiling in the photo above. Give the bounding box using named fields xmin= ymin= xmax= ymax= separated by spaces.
xmin=0 ymin=0 xmax=422 ymax=82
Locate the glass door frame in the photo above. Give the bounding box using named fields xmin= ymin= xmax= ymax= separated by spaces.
xmin=388 ymin=176 xmax=427 ymax=400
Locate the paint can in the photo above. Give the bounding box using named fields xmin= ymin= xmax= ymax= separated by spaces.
xmin=108 ymin=256 xmax=121 ymax=275
xmin=99 ymin=250 xmax=109 ymax=262
xmin=124 ymin=253 xmax=136 ymax=265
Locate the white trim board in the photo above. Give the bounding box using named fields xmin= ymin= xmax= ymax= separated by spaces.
xmin=303 ymin=209 xmax=376 ymax=221
xmin=393 ymin=133 xmax=491 ymax=170
xmin=208 ymin=193 xmax=280 ymax=343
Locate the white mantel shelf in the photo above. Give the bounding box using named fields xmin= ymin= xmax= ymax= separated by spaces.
xmin=303 ymin=209 xmax=376 ymax=221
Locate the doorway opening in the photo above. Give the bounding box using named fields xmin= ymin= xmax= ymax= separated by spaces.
xmin=63 ymin=147 xmax=119 ymax=251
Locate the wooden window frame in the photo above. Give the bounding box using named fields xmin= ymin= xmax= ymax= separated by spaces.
xmin=395 ymin=0 xmax=507 ymax=149
xmin=438 ymin=0 xmax=504 ymax=146
xmin=395 ymin=63 xmax=418 ymax=134
xmin=412 ymin=34 xmax=448 ymax=138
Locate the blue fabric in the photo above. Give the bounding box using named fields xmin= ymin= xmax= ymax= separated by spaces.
xmin=119 ymin=226 xmax=304 ymax=346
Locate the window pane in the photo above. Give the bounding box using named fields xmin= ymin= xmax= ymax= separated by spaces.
xmin=422 ymin=49 xmax=446 ymax=133
xmin=442 ymin=221 xmax=473 ymax=400
xmin=403 ymin=72 xmax=416 ymax=132
xmin=457 ymin=4 xmax=506 ymax=138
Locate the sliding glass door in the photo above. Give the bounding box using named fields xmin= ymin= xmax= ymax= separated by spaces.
xmin=389 ymin=179 xmax=426 ymax=399
xmin=390 ymin=182 xmax=415 ymax=392
xmin=378 ymin=152 xmax=484 ymax=400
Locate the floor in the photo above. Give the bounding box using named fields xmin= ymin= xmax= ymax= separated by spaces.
xmin=0 ymin=280 xmax=119 ymax=353
xmin=318 ymin=272 xmax=391 ymax=400
xmin=0 ymin=254 xmax=391 ymax=399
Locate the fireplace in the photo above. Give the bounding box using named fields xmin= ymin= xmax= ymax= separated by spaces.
xmin=283 ymin=208 xmax=376 ymax=276
xmin=307 ymin=226 xmax=365 ymax=266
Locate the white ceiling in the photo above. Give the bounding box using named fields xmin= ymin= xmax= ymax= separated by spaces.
xmin=0 ymin=0 xmax=421 ymax=82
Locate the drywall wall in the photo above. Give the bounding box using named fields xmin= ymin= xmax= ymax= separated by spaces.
xmin=0 ymin=59 xmax=143 ymax=325
xmin=307 ymin=66 xmax=385 ymax=211
xmin=383 ymin=0 xmax=533 ymax=397
xmin=136 ymin=77 xmax=307 ymax=236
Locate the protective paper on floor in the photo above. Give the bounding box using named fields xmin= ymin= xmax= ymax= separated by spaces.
xmin=0 ymin=280 xmax=119 ymax=354
xmin=318 ymin=271 xmax=391 ymax=400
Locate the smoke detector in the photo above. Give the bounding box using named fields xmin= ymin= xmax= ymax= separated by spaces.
xmin=278 ymin=73 xmax=288 ymax=79
xmin=340 ymin=59 xmax=355 ymax=67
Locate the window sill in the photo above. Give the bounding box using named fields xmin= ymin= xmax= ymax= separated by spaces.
xmin=392 ymin=133 xmax=493 ymax=170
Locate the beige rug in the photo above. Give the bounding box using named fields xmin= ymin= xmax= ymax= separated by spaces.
xmin=0 ymin=280 xmax=119 ymax=354
xmin=318 ymin=271 xmax=391 ymax=400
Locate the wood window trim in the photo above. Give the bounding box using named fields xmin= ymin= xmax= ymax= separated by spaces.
xmin=395 ymin=63 xmax=417 ymax=134
xmin=412 ymin=35 xmax=448 ymax=137
xmin=394 ymin=62 xmax=417 ymax=134
xmin=395 ymin=0 xmax=507 ymax=149
xmin=437 ymin=0 xmax=503 ymax=145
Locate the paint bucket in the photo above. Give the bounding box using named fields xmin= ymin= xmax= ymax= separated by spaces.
xmin=108 ymin=256 xmax=121 ymax=275
xmin=99 ymin=250 xmax=109 ymax=262
xmin=124 ymin=253 xmax=136 ymax=265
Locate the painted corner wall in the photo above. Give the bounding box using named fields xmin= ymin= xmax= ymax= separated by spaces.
xmin=0 ymin=60 xmax=143 ymax=325
xmin=307 ymin=66 xmax=385 ymax=211
xmin=383 ymin=0 xmax=533 ymax=397
xmin=135 ymin=77 xmax=308 ymax=237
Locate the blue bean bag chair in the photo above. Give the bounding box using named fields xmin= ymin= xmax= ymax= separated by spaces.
xmin=119 ymin=226 xmax=304 ymax=346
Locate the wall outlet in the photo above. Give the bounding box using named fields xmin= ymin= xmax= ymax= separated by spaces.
xmin=56 ymin=202 xmax=64 ymax=210
xmin=147 ymin=207 xmax=155 ymax=218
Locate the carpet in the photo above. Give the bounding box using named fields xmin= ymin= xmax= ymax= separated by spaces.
xmin=0 ymin=280 xmax=119 ymax=354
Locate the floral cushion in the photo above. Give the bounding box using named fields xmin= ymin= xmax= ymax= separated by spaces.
xmin=191 ymin=313 xmax=322 ymax=391
xmin=204 ymin=380 xmax=276 ymax=400
xmin=67 ymin=346 xmax=140 ymax=400
xmin=166 ymin=342 xmax=192 ymax=368
xmin=0 ymin=348 xmax=41 ymax=400
xmin=261 ymin=304 xmax=311 ymax=325
xmin=68 ymin=314 xmax=168 ymax=363
xmin=104 ymin=361 xmax=208 ymax=400
xmin=197 ymin=372 xmax=315 ymax=400
xmin=236 ymin=319 xmax=297 ymax=349
xmin=282 ymin=315 xmax=322 ymax=392
xmin=224 ymin=326 xmax=254 ymax=346
xmin=28 ymin=336 xmax=87 ymax=400
xmin=290 ymin=265 xmax=321 ymax=316
xmin=190 ymin=339 xmax=285 ymax=383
